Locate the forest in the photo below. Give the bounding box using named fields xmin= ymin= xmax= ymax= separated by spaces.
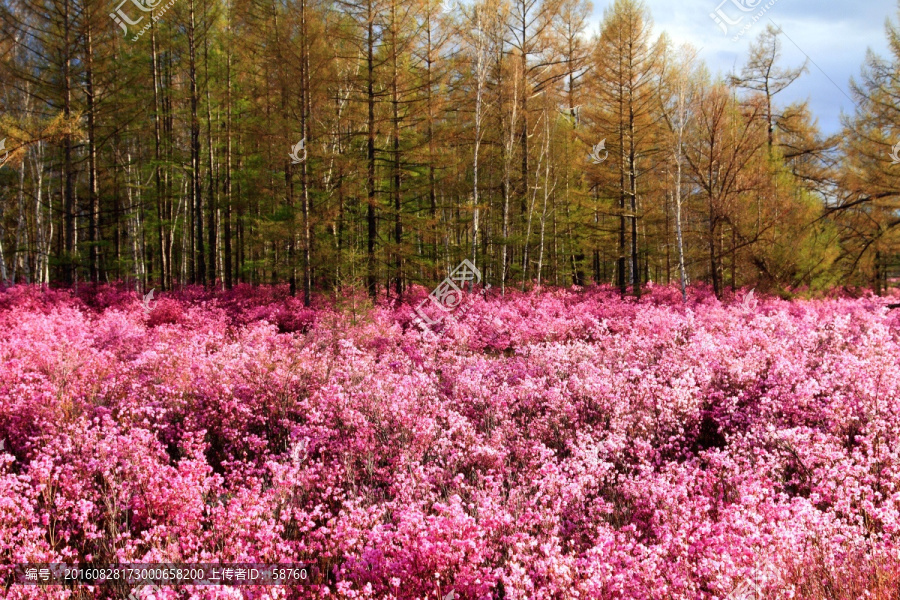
xmin=1 ymin=0 xmax=899 ymax=301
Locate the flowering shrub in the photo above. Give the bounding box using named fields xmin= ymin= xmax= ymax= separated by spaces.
xmin=1 ymin=284 xmax=900 ymax=599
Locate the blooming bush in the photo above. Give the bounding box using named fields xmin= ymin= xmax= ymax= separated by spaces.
xmin=1 ymin=284 xmax=900 ymax=599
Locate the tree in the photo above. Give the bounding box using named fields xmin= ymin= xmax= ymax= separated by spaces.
xmin=730 ymin=24 xmax=808 ymax=153
xmin=659 ymin=42 xmax=700 ymax=300
xmin=586 ymin=0 xmax=662 ymax=296
xmin=684 ymin=84 xmax=767 ymax=297
xmin=838 ymin=9 xmax=900 ymax=291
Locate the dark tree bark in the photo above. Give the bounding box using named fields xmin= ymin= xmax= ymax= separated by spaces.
xmin=189 ymin=0 xmax=205 ymax=284
xmin=85 ymin=18 xmax=100 ymax=283
xmin=62 ymin=0 xmax=76 ymax=285
xmin=366 ymin=0 xmax=377 ymax=299
xmin=224 ymin=14 xmax=234 ymax=290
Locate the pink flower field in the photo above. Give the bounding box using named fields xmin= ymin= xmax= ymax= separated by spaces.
xmin=2 ymin=284 xmax=900 ymax=599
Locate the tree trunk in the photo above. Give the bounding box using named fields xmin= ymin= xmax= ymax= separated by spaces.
xmin=86 ymin=20 xmax=101 ymax=283
xmin=366 ymin=0 xmax=377 ymax=299
xmin=151 ymin=22 xmax=169 ymax=289
xmin=628 ymin=102 xmax=640 ymax=298
xmin=189 ymin=0 xmax=205 ymax=284
xmin=301 ymin=0 xmax=312 ymax=305
xmin=675 ymin=149 xmax=687 ymax=301
xmin=709 ymin=211 xmax=720 ymax=298
xmin=224 ymin=18 xmax=234 ymax=289
xmin=204 ymin=36 xmax=217 ymax=285
xmin=62 ymin=0 xmax=76 ymax=285
xmin=391 ymin=0 xmax=402 ymax=298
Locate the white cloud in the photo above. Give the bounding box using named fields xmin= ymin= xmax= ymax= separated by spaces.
xmin=586 ymin=0 xmax=898 ymax=133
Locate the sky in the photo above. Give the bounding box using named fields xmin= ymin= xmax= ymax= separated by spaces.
xmin=587 ymin=0 xmax=899 ymax=135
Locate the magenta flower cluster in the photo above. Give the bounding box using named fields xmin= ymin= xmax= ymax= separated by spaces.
xmin=2 ymin=284 xmax=900 ymax=599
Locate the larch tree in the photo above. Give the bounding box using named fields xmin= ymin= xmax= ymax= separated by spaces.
xmin=830 ymin=4 xmax=900 ymax=292
xmin=586 ymin=0 xmax=662 ymax=297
